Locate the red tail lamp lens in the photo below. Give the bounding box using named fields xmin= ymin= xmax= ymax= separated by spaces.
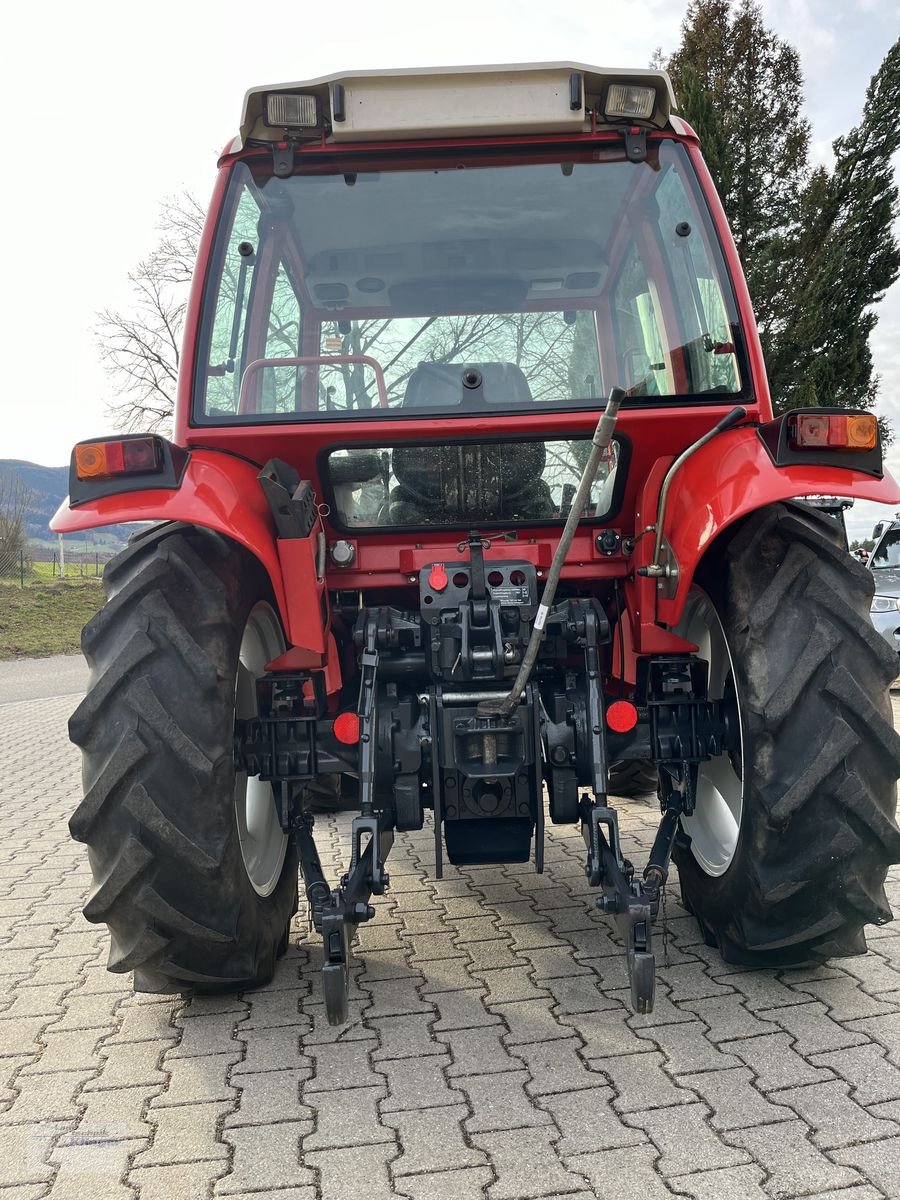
xmin=333 ymin=711 xmax=360 ymax=745
xmin=788 ymin=413 xmax=877 ymax=452
xmin=74 ymin=437 xmax=162 ymax=481
xmin=607 ymin=700 xmax=638 ymax=733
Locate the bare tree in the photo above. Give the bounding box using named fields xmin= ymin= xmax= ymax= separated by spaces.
xmin=0 ymin=472 xmax=30 ymax=577
xmin=97 ymin=193 xmax=204 ymax=434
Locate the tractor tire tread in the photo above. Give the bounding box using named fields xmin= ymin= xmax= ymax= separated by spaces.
xmin=69 ymin=526 xmax=297 ymax=993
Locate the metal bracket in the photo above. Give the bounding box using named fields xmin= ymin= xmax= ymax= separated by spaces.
xmin=585 ymin=805 xmax=656 ymax=1013
xmin=624 ymin=127 xmax=648 ymax=162
xmin=272 ymin=141 xmax=295 ymax=178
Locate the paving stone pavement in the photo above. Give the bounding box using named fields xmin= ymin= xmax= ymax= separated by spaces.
xmin=1 ymin=687 xmax=899 ymax=1199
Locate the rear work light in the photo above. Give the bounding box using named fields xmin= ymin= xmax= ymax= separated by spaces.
xmin=787 ymin=413 xmax=878 ymax=452
xmin=74 ymin=436 xmax=163 ymax=481
xmin=604 ymin=83 xmax=656 ymax=120
xmin=265 ymin=93 xmax=318 ymax=128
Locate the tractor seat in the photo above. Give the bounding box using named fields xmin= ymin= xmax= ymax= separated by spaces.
xmin=401 ymin=361 xmax=534 ymax=409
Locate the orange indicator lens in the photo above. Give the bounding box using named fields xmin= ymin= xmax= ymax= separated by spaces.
xmin=74 ymin=437 xmax=161 ymax=481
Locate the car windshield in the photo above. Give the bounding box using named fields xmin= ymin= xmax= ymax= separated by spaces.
xmin=872 ymin=528 xmax=900 ymax=569
xmin=194 ymin=141 xmax=746 ymax=424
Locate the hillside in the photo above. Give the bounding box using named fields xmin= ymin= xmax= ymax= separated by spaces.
xmin=0 ymin=459 xmax=133 ymax=547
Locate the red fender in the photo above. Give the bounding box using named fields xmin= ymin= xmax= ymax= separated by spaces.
xmin=50 ymin=450 xmax=291 ymax=640
xmin=652 ymin=427 xmax=900 ymax=627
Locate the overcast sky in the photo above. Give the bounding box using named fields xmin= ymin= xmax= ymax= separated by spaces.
xmin=1 ymin=0 xmax=898 ymax=540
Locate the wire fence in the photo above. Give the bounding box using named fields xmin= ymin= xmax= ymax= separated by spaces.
xmin=1 ymin=546 xmax=116 ymax=588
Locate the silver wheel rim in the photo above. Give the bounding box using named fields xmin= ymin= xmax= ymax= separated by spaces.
xmin=675 ymin=589 xmax=744 ymax=877
xmin=234 ymin=602 xmax=288 ymax=897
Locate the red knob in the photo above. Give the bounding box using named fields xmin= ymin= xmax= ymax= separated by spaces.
xmin=428 ymin=563 xmax=448 ymax=592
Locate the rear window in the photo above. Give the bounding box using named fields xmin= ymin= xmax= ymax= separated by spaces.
xmin=194 ymin=141 xmax=746 ymax=425
xmin=324 ymin=437 xmax=622 ymax=529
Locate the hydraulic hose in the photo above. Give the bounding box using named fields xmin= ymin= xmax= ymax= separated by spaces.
xmin=478 ymin=386 xmax=625 ymax=718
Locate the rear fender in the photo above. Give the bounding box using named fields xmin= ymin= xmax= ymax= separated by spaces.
xmin=51 ymin=449 xmax=291 ymax=637
xmin=648 ymin=427 xmax=900 ymax=628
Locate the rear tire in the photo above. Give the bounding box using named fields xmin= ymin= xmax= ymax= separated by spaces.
xmin=674 ymin=502 xmax=900 ymax=967
xmin=608 ymin=760 xmax=659 ymax=798
xmin=69 ymin=525 xmax=298 ymax=993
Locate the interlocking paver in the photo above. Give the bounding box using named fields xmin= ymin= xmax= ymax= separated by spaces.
xmin=756 ymin=1000 xmax=870 ymax=1056
xmin=458 ymin=1069 xmax=554 ymax=1132
xmin=368 ymin=1012 xmax=445 ymax=1060
xmin=20 ymin=1027 xmax=108 ymax=1074
xmin=832 ymin=1136 xmax=900 ymax=1196
xmin=218 ymin=1122 xmax=315 ymax=1193
xmin=494 ymin=996 xmax=578 ymax=1044
xmin=0 ymin=1068 xmax=97 ymax=1126
xmin=845 ymin=1009 xmax=900 ymax=1064
xmin=384 ymin=1105 xmax=488 ymax=1175
xmin=50 ymin=1134 xmax=147 ymax=1200
xmin=538 ymin=1086 xmax=645 ymax=1155
xmin=719 ymin=1031 xmax=835 ymax=1091
xmin=3 ymin=679 xmax=900 ymax=1200
xmin=594 ymin=1051 xmax=698 ymax=1111
xmin=625 ymin=1102 xmax=751 ymax=1176
xmin=471 ymin=1126 xmax=590 ymax=1199
xmin=794 ymin=973 xmax=897 ymax=1020
xmin=168 ymin=1012 xmax=246 ymax=1058
xmin=679 ymin=993 xmax=778 ymax=1042
xmin=81 ymin=1039 xmax=172 ymax=1092
xmin=74 ymin=1082 xmax=160 ymax=1141
xmin=635 ymin=1019 xmax=743 ymax=1073
xmin=515 ymin=1036 xmax=605 ymax=1096
xmin=130 ymin=1161 xmax=233 ymax=1200
xmin=136 ymin=1100 xmax=232 ymax=1165
xmin=394 ymin=1165 xmax=494 ymax=1200
xmin=565 ymin=1005 xmax=659 ymax=1058
xmin=232 ymin=1022 xmax=310 ymax=1074
xmin=431 ymin=987 xmax=502 ymax=1031
xmin=225 ymin=1068 xmax=312 ymax=1127
xmin=305 ymin=1039 xmax=377 ymax=1090
xmin=307 ymin=1143 xmax=398 ymax=1200
xmin=669 ymin=1164 xmax=771 ymax=1200
xmin=770 ymin=1077 xmax=900 ymax=1148
xmin=378 ymin=1054 xmax=459 ymax=1111
xmin=678 ymin=1066 xmax=795 ymax=1130
xmin=811 ymin=1041 xmax=900 ymax=1105
xmin=303 ymin=1084 xmax=390 ymax=1150
xmin=565 ymin=1143 xmax=679 ymax=1200
xmin=440 ymin=1026 xmax=522 ymax=1076
xmin=726 ymin=1119 xmax=863 ymax=1195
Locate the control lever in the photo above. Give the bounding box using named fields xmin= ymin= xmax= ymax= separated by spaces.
xmin=478 ymin=387 xmax=624 ymax=719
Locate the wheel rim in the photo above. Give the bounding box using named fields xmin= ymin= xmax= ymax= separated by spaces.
xmin=675 ymin=589 xmax=745 ymax=877
xmin=234 ymin=602 xmax=288 ymax=897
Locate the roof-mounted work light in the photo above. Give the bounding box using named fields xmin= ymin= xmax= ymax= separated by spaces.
xmin=264 ymin=93 xmax=319 ymax=128
xmin=604 ymin=83 xmax=656 ymax=121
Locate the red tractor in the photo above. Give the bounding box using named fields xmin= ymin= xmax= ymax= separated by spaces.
xmin=54 ymin=64 xmax=900 ymax=1022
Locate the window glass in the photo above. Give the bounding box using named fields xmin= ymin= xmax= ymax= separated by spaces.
xmin=326 ymin=438 xmax=620 ymax=528
xmin=257 ymin=261 xmax=303 ymax=413
xmin=205 ymin=183 xmax=262 ymax=415
xmin=872 ymin=529 xmax=900 ymax=569
xmin=195 ymin=143 xmax=746 ymax=424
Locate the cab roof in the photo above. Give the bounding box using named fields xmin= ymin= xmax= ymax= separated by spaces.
xmin=235 ymin=62 xmax=680 ymax=150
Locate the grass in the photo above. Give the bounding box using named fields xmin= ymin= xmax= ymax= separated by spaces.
xmin=0 ymin=576 xmax=104 ymax=659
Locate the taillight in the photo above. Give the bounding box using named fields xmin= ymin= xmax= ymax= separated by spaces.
xmin=787 ymin=413 xmax=878 ymax=452
xmin=74 ymin=436 xmax=162 ymax=481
